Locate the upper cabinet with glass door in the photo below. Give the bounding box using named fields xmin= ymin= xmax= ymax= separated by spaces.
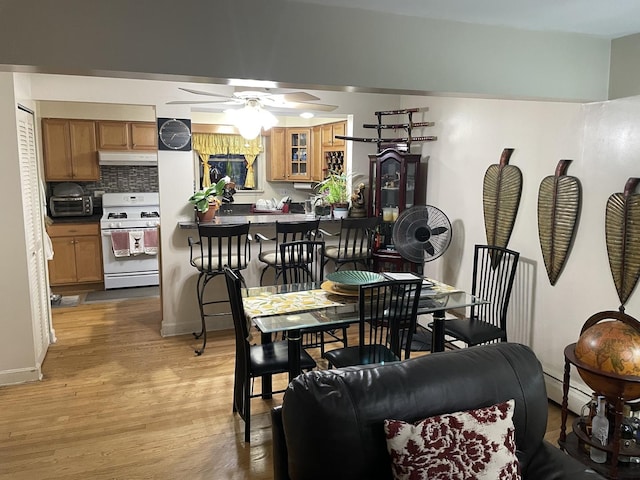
xmin=287 ymin=128 xmax=311 ymax=181
xmin=368 ymin=149 xmax=425 ymax=220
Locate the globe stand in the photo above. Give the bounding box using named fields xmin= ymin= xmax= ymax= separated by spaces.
xmin=559 ymin=310 xmax=640 ymax=479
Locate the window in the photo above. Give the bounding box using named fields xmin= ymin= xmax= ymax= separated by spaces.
xmin=200 ymin=154 xmax=259 ymax=190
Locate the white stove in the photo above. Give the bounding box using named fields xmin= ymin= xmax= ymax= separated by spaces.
xmin=100 ymin=192 xmax=160 ymax=229
xmin=100 ymin=192 xmax=160 ymax=289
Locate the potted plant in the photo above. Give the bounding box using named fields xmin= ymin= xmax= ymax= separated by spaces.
xmin=188 ymin=176 xmax=234 ymax=222
xmin=315 ymin=171 xmax=349 ymax=218
xmin=315 ymin=171 xmax=364 ymax=219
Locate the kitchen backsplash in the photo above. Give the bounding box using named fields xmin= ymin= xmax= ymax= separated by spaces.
xmin=47 ymin=166 xmax=159 ymax=209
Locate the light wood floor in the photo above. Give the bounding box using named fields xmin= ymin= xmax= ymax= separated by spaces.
xmin=0 ymin=297 xmax=572 ymax=480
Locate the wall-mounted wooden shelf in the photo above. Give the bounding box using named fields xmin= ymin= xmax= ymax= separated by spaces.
xmin=335 ymin=107 xmax=437 ymax=152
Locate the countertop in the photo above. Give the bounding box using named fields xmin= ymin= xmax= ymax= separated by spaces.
xmin=47 ymin=214 xmax=102 ymax=224
xmin=178 ymin=214 xmax=339 ymax=229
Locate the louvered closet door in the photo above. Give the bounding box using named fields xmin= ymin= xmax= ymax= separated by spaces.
xmin=18 ymin=106 xmax=51 ymax=364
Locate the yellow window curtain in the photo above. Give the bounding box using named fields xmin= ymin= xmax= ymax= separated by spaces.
xmin=192 ymin=133 xmax=262 ymax=188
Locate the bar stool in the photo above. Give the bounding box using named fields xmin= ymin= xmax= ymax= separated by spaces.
xmin=188 ymin=222 xmax=251 ymax=355
xmin=323 ymin=216 xmax=379 ymax=271
xmin=255 ymin=219 xmax=320 ymax=285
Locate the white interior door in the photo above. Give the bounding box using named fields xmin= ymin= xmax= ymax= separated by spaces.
xmin=17 ymin=105 xmax=52 ymax=365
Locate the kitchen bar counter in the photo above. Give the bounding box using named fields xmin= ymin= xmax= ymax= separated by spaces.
xmin=178 ymin=214 xmax=339 ymax=229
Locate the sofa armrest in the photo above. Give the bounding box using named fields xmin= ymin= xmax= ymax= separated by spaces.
xmin=271 ymin=406 xmax=290 ymax=480
xmin=524 ymin=441 xmax=606 ymax=480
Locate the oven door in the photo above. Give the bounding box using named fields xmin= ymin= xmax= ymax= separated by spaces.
xmin=101 ymin=228 xmax=159 ymax=289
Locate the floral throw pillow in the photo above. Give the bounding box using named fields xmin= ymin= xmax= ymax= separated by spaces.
xmin=384 ymin=399 xmax=520 ymax=480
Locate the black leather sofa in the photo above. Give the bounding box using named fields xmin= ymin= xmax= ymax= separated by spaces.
xmin=271 ymin=343 xmax=604 ymax=479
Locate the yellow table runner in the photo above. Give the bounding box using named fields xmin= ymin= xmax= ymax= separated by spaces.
xmin=243 ymin=289 xmax=345 ymax=319
xmin=424 ymin=278 xmax=462 ymax=294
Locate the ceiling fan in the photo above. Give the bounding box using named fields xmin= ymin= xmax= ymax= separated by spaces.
xmin=167 ymin=87 xmax=339 ymax=112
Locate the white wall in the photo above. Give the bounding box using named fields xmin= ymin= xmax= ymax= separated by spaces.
xmin=409 ymin=94 xmax=640 ymax=410
xmin=0 ymin=0 xmax=611 ymax=102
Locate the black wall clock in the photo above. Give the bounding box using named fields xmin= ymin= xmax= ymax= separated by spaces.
xmin=157 ymin=118 xmax=192 ymax=151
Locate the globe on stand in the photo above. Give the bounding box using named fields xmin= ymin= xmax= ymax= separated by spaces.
xmin=574 ymin=313 xmax=640 ymax=400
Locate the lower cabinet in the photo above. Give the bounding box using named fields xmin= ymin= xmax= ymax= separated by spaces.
xmin=47 ymin=223 xmax=103 ymax=285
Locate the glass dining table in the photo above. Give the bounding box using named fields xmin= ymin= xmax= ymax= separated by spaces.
xmin=242 ymin=275 xmax=488 ymax=382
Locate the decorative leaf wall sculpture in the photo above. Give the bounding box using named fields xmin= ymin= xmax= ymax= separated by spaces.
xmin=483 ymin=148 xmax=522 ymax=258
xmin=537 ymin=160 xmax=582 ymax=285
xmin=605 ymin=177 xmax=640 ymax=309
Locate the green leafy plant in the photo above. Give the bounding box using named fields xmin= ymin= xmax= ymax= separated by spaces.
xmin=188 ymin=177 xmax=230 ymax=213
xmin=315 ymin=172 xmax=349 ymax=206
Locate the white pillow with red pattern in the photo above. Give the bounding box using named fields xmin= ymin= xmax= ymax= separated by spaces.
xmin=384 ymin=399 xmax=521 ymax=480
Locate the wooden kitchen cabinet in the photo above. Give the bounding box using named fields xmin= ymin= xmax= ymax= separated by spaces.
xmin=47 ymin=223 xmax=103 ymax=285
xmin=311 ymin=125 xmax=323 ymax=181
xmin=267 ymin=122 xmax=346 ymax=183
xmin=267 ymin=127 xmax=287 ymax=181
xmin=42 ymin=119 xmax=99 ymax=181
xmin=287 ymin=128 xmax=312 ymax=181
xmin=97 ymin=121 xmax=157 ymax=151
xmin=321 ymin=120 xmax=346 ymax=148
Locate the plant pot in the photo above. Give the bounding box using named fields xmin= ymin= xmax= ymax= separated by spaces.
xmin=332 ymin=203 xmax=349 ymax=219
xmin=196 ymin=203 xmax=219 ymax=223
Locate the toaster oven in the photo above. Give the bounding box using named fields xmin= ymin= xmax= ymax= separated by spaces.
xmin=49 ymin=195 xmax=94 ymax=217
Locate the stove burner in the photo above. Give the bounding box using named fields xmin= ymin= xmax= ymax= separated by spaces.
xmin=141 ymin=211 xmax=160 ymax=218
xmin=108 ymin=212 xmax=127 ymax=219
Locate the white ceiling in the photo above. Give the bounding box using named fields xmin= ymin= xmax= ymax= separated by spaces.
xmin=289 ymin=0 xmax=640 ymax=38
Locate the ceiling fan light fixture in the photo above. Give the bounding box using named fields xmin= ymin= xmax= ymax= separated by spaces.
xmin=224 ymin=101 xmax=278 ymax=140
xmin=300 ymin=112 xmax=314 ymax=119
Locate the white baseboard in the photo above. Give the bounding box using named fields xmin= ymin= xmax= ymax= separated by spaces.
xmin=0 ymin=366 xmax=42 ymax=386
xmin=544 ymin=368 xmax=591 ymax=415
xmin=161 ymin=316 xmax=233 ymax=337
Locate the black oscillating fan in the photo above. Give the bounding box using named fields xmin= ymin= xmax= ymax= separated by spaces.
xmin=392 ymin=205 xmax=452 ymax=264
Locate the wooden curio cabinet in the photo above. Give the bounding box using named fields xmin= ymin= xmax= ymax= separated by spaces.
xmin=368 ymin=149 xmax=426 ymax=269
xmin=368 ymin=148 xmax=425 ymax=219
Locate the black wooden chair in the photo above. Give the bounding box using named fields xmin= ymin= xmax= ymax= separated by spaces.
xmin=225 ymin=267 xmax=317 ymax=443
xmin=280 ymin=240 xmax=348 ymax=356
xmin=188 ymin=223 xmax=251 ymax=355
xmin=322 ymin=217 xmax=379 ymax=271
xmin=323 ymin=277 xmax=422 ymax=368
xmin=255 ymin=219 xmax=320 ymax=285
xmin=440 ymin=244 xmax=520 ymax=347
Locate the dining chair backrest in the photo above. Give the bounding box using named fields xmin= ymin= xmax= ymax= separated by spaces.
xmin=358 ymin=277 xmax=423 ymax=362
xmin=257 ymin=219 xmax=321 ymax=285
xmin=280 ymin=240 xmax=326 ymax=284
xmin=193 ymin=223 xmax=251 ymax=275
xmin=224 ymin=267 xmax=250 ymax=408
xmin=328 ymin=217 xmax=379 ymax=270
xmin=275 ymin=219 xmax=320 ymax=247
xmin=470 ymin=244 xmax=520 ymax=333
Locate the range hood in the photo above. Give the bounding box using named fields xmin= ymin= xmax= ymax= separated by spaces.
xmin=98 ymin=151 xmax=158 ymax=166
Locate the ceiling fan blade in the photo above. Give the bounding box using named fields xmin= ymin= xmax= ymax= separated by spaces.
xmin=430 ymin=226 xmax=449 ymax=236
xmin=283 ymin=101 xmax=339 ymax=112
xmin=166 ymin=100 xmax=234 ymax=105
xmin=280 ymin=92 xmax=321 ymax=102
xmin=179 ymin=87 xmax=232 ymax=99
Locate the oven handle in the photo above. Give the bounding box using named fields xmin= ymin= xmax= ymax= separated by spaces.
xmin=101 ymin=227 xmax=158 ymax=237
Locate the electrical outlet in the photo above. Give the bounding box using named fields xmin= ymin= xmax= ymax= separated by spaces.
xmin=279 ymin=189 xmax=290 ymax=196
xmin=94 ymin=190 xmax=105 ymax=198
